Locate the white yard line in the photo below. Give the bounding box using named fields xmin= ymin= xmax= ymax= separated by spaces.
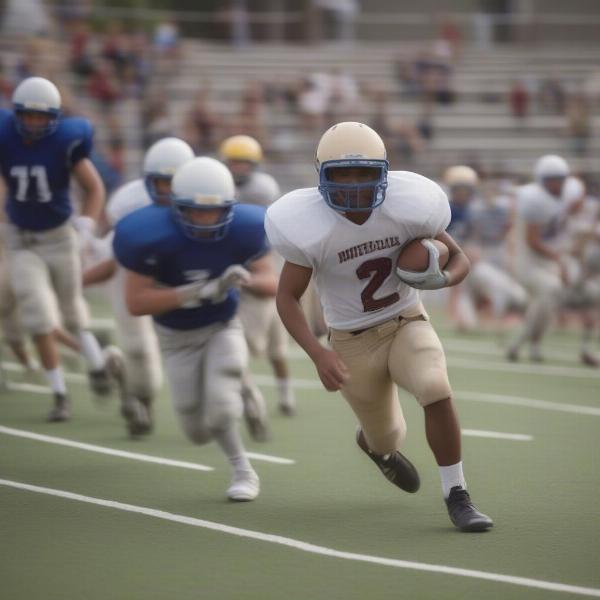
xmin=442 ymin=339 xmax=578 ymax=363
xmin=461 ymin=429 xmax=532 ymax=442
xmin=6 ymin=362 xmax=596 ymax=419
xmin=447 ymin=357 xmax=600 ymax=379
xmin=0 ymin=425 xmax=214 ymax=471
xmin=456 ymin=391 xmax=600 ymax=417
xmin=245 ymin=452 xmax=295 ymax=465
xmin=1 ymin=478 xmax=599 ymax=598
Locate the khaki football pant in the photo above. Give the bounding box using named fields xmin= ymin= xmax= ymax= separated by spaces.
xmin=238 ymin=291 xmax=288 ymax=361
xmin=155 ymin=319 xmax=247 ymax=445
xmin=329 ymin=304 xmax=451 ymax=456
xmin=0 ymin=256 xmax=25 ymax=344
xmin=4 ymin=223 xmax=89 ymax=335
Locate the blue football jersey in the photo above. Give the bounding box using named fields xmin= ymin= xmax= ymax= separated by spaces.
xmin=113 ymin=203 xmax=269 ymax=330
xmin=0 ymin=109 xmax=94 ymax=231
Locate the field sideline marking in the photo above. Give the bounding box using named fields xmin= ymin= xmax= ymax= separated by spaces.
xmin=5 ymin=364 xmax=597 ymax=418
xmin=1 ymin=478 xmax=599 ymax=598
xmin=285 ymin=347 xmax=600 ymax=379
xmin=456 ymin=391 xmax=600 ymax=417
xmin=0 ymin=424 xmax=295 ymax=467
xmin=250 ymin=374 xmax=600 ymax=418
xmin=461 ymin=429 xmax=532 ymax=441
xmin=0 ymin=425 xmax=214 ymax=471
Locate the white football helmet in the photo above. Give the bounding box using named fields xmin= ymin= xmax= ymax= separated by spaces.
xmin=171 ymin=157 xmax=237 ymax=241
xmin=444 ymin=165 xmax=479 ymax=188
xmin=315 ymin=121 xmax=388 ymax=212
xmin=534 ymin=155 xmax=570 ymax=182
xmin=143 ymin=137 xmax=194 ymax=203
xmin=12 ymin=77 xmax=61 ymax=139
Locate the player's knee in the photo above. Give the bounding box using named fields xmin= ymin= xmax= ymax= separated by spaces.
xmin=180 ymin=419 xmax=212 ymax=445
xmin=415 ymin=372 xmax=452 ymax=408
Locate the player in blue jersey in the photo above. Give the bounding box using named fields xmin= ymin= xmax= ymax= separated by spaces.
xmin=113 ymin=157 xmax=278 ymax=501
xmin=0 ymin=77 xmax=114 ymax=422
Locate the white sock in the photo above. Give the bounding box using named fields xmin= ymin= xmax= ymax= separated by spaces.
xmin=276 ymin=378 xmax=294 ymax=405
xmin=214 ymin=425 xmax=252 ymax=473
xmin=46 ymin=367 xmax=67 ymax=395
xmin=439 ymin=461 xmax=467 ymax=499
xmin=78 ymin=331 xmax=105 ymax=371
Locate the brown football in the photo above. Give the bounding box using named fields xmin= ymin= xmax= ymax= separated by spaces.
xmin=396 ymin=239 xmax=450 ymax=273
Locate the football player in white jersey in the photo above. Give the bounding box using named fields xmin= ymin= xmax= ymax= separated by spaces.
xmin=82 ymin=137 xmax=194 ymax=436
xmin=443 ymin=166 xmax=527 ymax=332
xmin=266 ymin=122 xmax=493 ymax=532
xmin=507 ymin=155 xmax=585 ymax=362
xmin=220 ymin=134 xmax=296 ymax=417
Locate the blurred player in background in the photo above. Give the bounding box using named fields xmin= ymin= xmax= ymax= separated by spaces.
xmin=507 ymin=155 xmax=587 ymax=363
xmin=113 ymin=157 xmax=278 ymax=501
xmin=443 ymin=166 xmax=527 ymax=333
xmin=220 ymin=134 xmax=296 ymax=417
xmin=0 ymin=76 xmax=116 ymax=422
xmin=267 ymin=122 xmax=493 ymax=531
xmin=83 ymin=137 xmax=195 ymax=435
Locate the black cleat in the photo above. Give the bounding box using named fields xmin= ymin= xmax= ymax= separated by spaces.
xmin=47 ymin=393 xmax=71 ymax=422
xmin=121 ymin=396 xmax=153 ymax=437
xmin=88 ymin=368 xmax=112 ymax=397
xmin=356 ymin=429 xmax=420 ymax=493
xmin=445 ymin=486 xmax=494 ymax=532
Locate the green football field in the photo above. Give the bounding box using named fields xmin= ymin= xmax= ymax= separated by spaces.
xmin=1 ymin=315 xmax=599 ymax=600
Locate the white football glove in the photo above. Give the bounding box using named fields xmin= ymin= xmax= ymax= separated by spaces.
xmin=395 ymin=239 xmax=449 ymax=290
xmin=176 ymin=266 xmax=251 ymax=308
xmin=219 ymin=265 xmax=251 ymax=289
xmin=176 ymin=278 xmax=226 ymax=308
xmin=73 ymin=215 xmax=96 ymax=237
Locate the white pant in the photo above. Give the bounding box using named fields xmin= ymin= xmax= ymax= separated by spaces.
xmin=155 ymin=318 xmax=248 ymax=445
xmin=4 ymin=223 xmax=89 ymax=335
xmin=110 ymin=268 xmax=163 ymax=399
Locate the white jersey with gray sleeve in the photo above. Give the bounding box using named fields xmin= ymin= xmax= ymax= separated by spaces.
xmin=265 ymin=171 xmax=450 ymax=331
xmin=236 ymin=172 xmax=280 ymax=207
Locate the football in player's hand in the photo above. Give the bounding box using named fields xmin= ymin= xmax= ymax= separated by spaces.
xmin=396 ymin=239 xmax=449 ymax=273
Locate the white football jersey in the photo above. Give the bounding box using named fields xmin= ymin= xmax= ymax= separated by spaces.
xmin=235 ymin=172 xmax=280 ymax=207
xmin=106 ymin=179 xmax=152 ymax=228
xmin=265 ymin=171 xmax=450 ymax=330
xmin=514 ymin=176 xmax=584 ymax=262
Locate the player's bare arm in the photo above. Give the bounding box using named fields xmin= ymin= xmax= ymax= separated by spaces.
xmin=244 ymin=253 xmax=278 ymax=297
xmin=124 ymin=269 xmax=183 ymax=316
xmin=72 ymin=158 xmax=105 ymax=222
xmin=277 ymin=261 xmax=348 ymax=391
xmin=435 ymin=231 xmax=471 ymax=287
xmin=83 ymin=258 xmax=118 ymax=287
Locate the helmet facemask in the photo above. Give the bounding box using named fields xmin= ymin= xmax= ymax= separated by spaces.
xmin=145 ymin=174 xmax=173 ymax=205
xmin=171 ymin=198 xmax=236 ymax=242
xmin=14 ymin=107 xmax=60 ymax=140
xmin=318 ymin=159 xmax=389 ymax=212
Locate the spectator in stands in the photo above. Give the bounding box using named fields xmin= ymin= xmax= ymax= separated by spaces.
xmin=142 ymin=94 xmax=173 ymax=147
xmin=183 ymin=89 xmax=221 ymax=154
xmin=232 ymin=81 xmax=268 ymax=146
xmin=566 ymin=94 xmax=591 ymax=156
xmin=509 ymin=79 xmax=529 ymax=120
xmin=88 ymin=59 xmax=120 ymax=112
xmin=102 ymin=22 xmax=130 ymax=81
xmin=69 ymin=20 xmax=94 ymax=81
xmin=0 ymin=62 xmax=13 ymax=108
xmin=537 ymin=76 xmax=566 ymax=115
xmin=153 ymin=18 xmax=180 ymax=60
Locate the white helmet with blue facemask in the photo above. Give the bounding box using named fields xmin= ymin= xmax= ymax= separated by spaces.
xmin=171 ymin=157 xmax=237 ymax=242
xmin=12 ymin=77 xmax=61 ymax=139
xmin=315 ymin=122 xmax=389 ymax=212
xmin=143 ymin=137 xmax=194 ymax=204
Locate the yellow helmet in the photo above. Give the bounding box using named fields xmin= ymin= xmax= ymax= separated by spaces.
xmin=444 ymin=165 xmax=479 ymax=188
xmin=219 ymin=135 xmax=263 ymax=164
